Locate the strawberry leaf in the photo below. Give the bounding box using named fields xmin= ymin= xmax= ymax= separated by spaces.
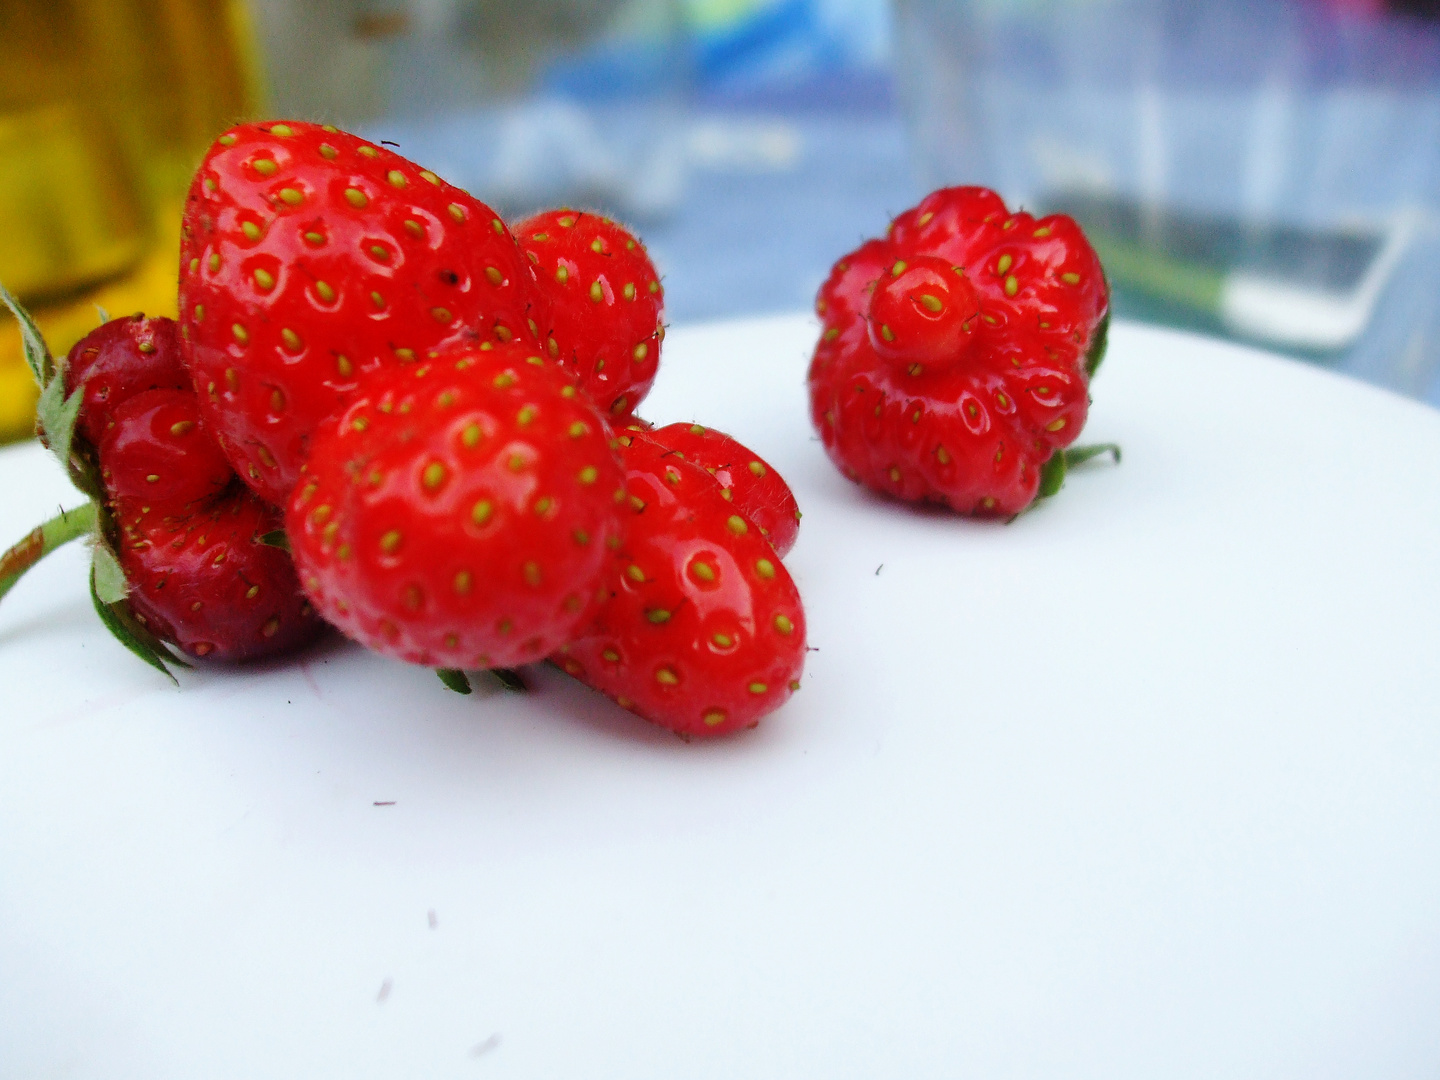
xmin=257 ymin=530 xmax=291 ymax=552
xmin=89 ymin=565 xmax=189 ymax=685
xmin=91 ymin=539 xmax=130 ymax=604
xmin=0 ymin=279 xmax=54 ymax=386
xmin=436 ymin=667 xmax=472 ymax=694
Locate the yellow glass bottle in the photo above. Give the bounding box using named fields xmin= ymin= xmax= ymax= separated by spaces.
xmin=0 ymin=0 xmax=262 ymax=443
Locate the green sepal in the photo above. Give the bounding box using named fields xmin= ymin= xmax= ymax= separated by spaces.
xmin=1035 ymin=441 xmax=1123 ymax=504
xmin=1065 ymin=443 xmax=1121 ymax=469
xmin=1085 ymin=302 xmax=1110 ymax=379
xmin=490 ymin=667 xmax=526 ymax=693
xmin=36 ymin=375 xmax=86 ymax=474
xmin=91 ymin=539 xmax=130 ymax=604
xmin=436 ymin=667 xmax=472 ymax=694
xmin=89 ymin=564 xmax=190 ymax=685
xmin=94 ymin=304 xmax=110 ymax=325
xmin=1 ymin=279 xmax=102 ymax=498
xmin=1037 ymin=450 xmax=1067 ymax=500
xmin=0 ymin=278 xmax=54 ymax=385
xmin=258 ymin=530 xmax=291 ymax=553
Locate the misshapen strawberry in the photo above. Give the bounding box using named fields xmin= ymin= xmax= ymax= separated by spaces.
xmin=179 ymin=120 xmax=542 ymax=506
xmin=554 ymin=430 xmax=806 ymax=738
xmin=808 ymin=187 xmax=1110 ymax=516
xmin=645 ymin=422 xmax=801 ymax=558
xmin=515 ymin=209 xmax=664 ymax=419
xmin=288 ymin=342 xmax=627 ymax=669
xmin=0 ymin=294 xmax=323 ymax=674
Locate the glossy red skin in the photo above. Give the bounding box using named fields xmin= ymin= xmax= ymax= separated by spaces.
xmin=64 ymin=315 xmax=189 ymax=449
xmin=514 ymin=209 xmax=664 ymax=418
xmin=288 ymin=343 xmax=627 ymax=669
xmin=178 ymin=120 xmax=543 ymax=506
xmin=808 ymin=186 xmax=1109 ymax=517
xmin=645 ymin=422 xmax=801 ymax=558
xmin=867 ymin=254 xmax=981 ymax=369
xmin=114 ymin=492 xmax=322 ymax=661
xmin=98 ymin=389 xmax=234 ymax=507
xmin=554 ymin=431 xmax=807 ymax=738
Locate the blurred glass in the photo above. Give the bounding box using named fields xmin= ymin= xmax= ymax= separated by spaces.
xmin=892 ymin=0 xmax=1440 ymax=398
xmin=249 ymin=0 xmax=690 ymax=220
xmin=0 ymin=0 xmax=261 ymax=442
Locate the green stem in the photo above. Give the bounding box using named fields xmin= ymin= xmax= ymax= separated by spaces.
xmin=1064 ymin=443 xmax=1122 ymax=468
xmin=0 ymin=501 xmax=97 ymax=605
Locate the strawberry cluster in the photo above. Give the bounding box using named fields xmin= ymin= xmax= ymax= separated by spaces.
xmin=1 ymin=120 xmax=806 ymax=738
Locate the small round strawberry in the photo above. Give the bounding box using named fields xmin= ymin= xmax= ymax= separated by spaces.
xmin=514 ymin=209 xmax=664 ymax=419
xmin=808 ymin=186 xmax=1110 ymax=517
xmin=113 ymin=492 xmax=319 ymax=661
xmin=288 ymin=342 xmax=627 ymax=669
xmin=554 ymin=430 xmax=807 ymax=738
xmin=179 ymin=120 xmax=543 ymax=506
xmin=645 ymin=422 xmax=801 ymax=557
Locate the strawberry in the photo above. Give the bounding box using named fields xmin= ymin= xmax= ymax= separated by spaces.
xmin=64 ymin=313 xmax=190 ymax=450
xmin=0 ymin=290 xmax=323 ymax=675
xmin=287 ymin=342 xmax=627 ymax=670
xmin=514 ymin=209 xmax=664 ymax=419
xmin=112 ymin=491 xmax=320 ymax=661
xmin=97 ymin=389 xmax=234 ymax=506
xmin=645 ymin=421 xmax=801 ymax=558
xmin=553 ymin=430 xmax=807 ymax=738
xmin=808 ymin=186 xmax=1112 ymax=516
xmin=178 ymin=120 xmax=542 ymax=506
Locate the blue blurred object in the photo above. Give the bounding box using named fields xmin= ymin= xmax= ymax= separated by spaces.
xmin=894 ymin=0 xmax=1440 ymax=400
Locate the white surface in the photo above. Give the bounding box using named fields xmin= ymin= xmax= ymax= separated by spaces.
xmin=3 ymin=315 xmax=1440 ymax=1079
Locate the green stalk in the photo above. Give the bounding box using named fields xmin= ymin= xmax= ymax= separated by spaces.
xmin=0 ymin=501 xmax=97 ymax=605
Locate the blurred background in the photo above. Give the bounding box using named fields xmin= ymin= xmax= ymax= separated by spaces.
xmin=3 ymin=0 xmax=1440 ymax=444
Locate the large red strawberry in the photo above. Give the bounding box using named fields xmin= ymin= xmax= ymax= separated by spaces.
xmin=287 ymin=342 xmax=627 ymax=670
xmin=514 ymin=209 xmax=664 ymax=419
xmin=178 ymin=120 xmax=543 ymax=506
xmin=553 ymin=430 xmax=807 ymax=738
xmin=808 ymin=186 xmax=1111 ymax=517
xmin=1 ymin=291 xmax=323 ymax=674
xmin=645 ymin=421 xmax=801 ymax=557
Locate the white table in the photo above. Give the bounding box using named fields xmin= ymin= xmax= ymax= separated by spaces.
xmin=3 ymin=315 xmax=1439 ymax=1079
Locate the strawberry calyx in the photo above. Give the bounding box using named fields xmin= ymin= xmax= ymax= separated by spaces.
xmin=866 ymin=254 xmax=981 ymax=373
xmin=0 ymin=282 xmax=102 ymax=502
xmin=1036 ymin=443 xmax=1122 ymax=502
xmin=0 ymin=493 xmax=194 ymax=683
xmin=435 ymin=666 xmax=527 ymax=694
